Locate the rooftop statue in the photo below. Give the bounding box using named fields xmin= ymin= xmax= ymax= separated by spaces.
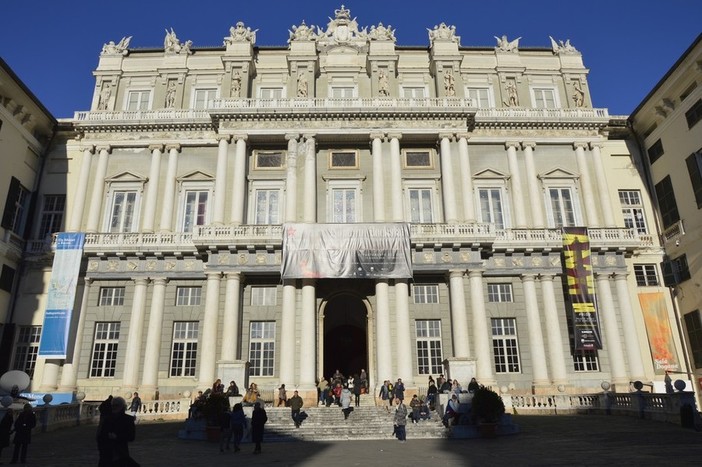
xmin=320 ymin=5 xmax=367 ymax=44
xmin=427 ymin=23 xmax=460 ymax=45
xmin=225 ymin=21 xmax=258 ymax=45
xmin=164 ymin=28 xmax=192 ymax=55
xmin=101 ymin=36 xmax=132 ymax=55
xmin=495 ymin=35 xmax=521 ymax=53
xmin=549 ymin=36 xmax=579 ymax=55
xmin=289 ymin=21 xmax=318 ymax=43
xmin=368 ymin=22 xmax=396 ymax=42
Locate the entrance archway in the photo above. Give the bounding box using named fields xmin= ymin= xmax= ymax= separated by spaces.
xmin=323 ymin=293 xmax=368 ymax=380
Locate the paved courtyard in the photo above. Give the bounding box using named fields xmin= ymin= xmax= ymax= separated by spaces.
xmin=5 ymin=414 xmax=701 ymax=466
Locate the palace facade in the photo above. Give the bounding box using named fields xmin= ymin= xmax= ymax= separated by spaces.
xmin=5 ymin=7 xmax=690 ymax=403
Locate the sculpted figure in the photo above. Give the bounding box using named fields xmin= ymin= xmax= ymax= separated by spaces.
xmin=164 ymin=28 xmax=180 ymax=53
xmin=231 ymin=71 xmax=242 ymax=97
xmin=98 ymin=84 xmax=112 ymax=110
xmin=297 ymin=73 xmax=308 ymax=98
xmin=369 ymin=22 xmax=396 ymax=42
xmin=427 ymin=23 xmax=459 ymax=44
xmin=165 ymin=81 xmax=177 ymax=108
xmin=572 ymin=81 xmax=585 ymax=107
xmin=101 ymin=36 xmax=131 ymax=55
xmin=444 ymin=71 xmax=455 ymax=97
xmin=505 ymin=80 xmax=519 ymax=106
xmin=289 ymin=21 xmax=317 ymax=42
xmin=549 ymin=36 xmax=579 ymax=55
xmin=378 ymin=69 xmax=389 ymax=96
xmin=495 ymin=35 xmax=521 ymax=53
xmin=227 ymin=21 xmax=257 ymax=44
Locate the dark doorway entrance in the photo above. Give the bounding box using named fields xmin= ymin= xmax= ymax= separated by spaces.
xmin=323 ymin=293 xmax=368 ymax=381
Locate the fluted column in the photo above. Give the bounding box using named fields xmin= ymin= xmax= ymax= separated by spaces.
xmin=574 ymin=143 xmax=599 ymax=226
xmin=279 ymin=281 xmax=297 ymax=385
xmin=300 ymin=279 xmax=317 ymax=387
xmin=142 ymin=145 xmax=164 ymax=232
xmin=303 ymin=135 xmax=317 ymax=223
xmin=67 ymin=147 xmax=94 ymax=232
xmin=86 ymin=146 xmax=111 ymax=232
xmin=439 ymin=134 xmax=458 ymax=223
xmin=522 ymin=143 xmax=545 ymax=228
xmin=389 ymin=134 xmax=403 ymax=222
xmin=285 ymin=134 xmax=299 ymax=223
xmin=595 ymin=272 xmax=628 ymax=385
xmin=123 ymin=278 xmax=149 ymax=391
xmin=506 ymin=142 xmax=527 ymax=227
xmin=213 ymin=136 xmax=231 ymax=224
xmin=375 ymin=280 xmax=392 ymax=383
xmin=58 ymin=279 xmax=91 ymax=391
xmin=457 ymin=134 xmax=475 ymax=222
xmin=591 ymin=143 xmax=616 ymax=227
xmin=159 ymin=145 xmax=180 ymax=232
xmin=221 ymin=272 xmax=242 ymax=361
xmin=448 ymin=270 xmax=470 ymax=358
xmin=230 ymin=135 xmax=248 ymax=225
xmin=522 ymin=274 xmax=549 ymax=385
xmin=540 ymin=274 xmax=568 ymax=385
xmin=469 ymin=270 xmax=494 ymax=385
xmin=141 ymin=278 xmax=167 ymax=395
xmin=394 ymin=280 xmax=414 ymax=385
xmin=614 ymin=273 xmax=646 ymax=379
xmin=199 ymin=272 xmax=222 ymax=387
xmin=371 ymin=132 xmax=386 ymax=222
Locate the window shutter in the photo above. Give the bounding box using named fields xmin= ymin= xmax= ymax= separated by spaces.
xmin=686 ymin=152 xmax=702 ymax=208
xmin=1 ymin=177 xmax=21 ymax=230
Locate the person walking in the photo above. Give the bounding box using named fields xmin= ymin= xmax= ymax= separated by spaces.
xmin=129 ymin=392 xmax=142 ymax=422
xmin=340 ymin=386 xmax=353 ymax=420
xmin=0 ymin=408 xmax=13 ymax=462
xmin=289 ymin=390 xmax=304 ymax=428
xmin=353 ymin=378 xmax=362 ymax=407
xmin=251 ymin=402 xmax=267 ymax=454
xmin=277 ymin=384 xmax=288 ymax=407
xmin=394 ymin=401 xmax=408 ymax=442
xmin=10 ymin=403 xmax=36 ymax=465
xmin=379 ymin=380 xmax=391 ymax=412
xmin=101 ymin=396 xmax=137 ymax=466
xmin=229 ymin=403 xmax=247 ymax=453
xmin=394 ymin=378 xmax=405 ymax=404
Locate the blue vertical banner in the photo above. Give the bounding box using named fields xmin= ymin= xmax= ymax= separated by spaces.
xmin=38 ymin=232 xmax=86 ymax=358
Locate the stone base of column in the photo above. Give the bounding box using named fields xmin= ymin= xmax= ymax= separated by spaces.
xmin=138 ymin=385 xmax=159 ymax=400
xmin=444 ymin=357 xmax=477 ymax=387
xmin=531 ymin=381 xmax=555 ymax=395
xmin=217 ymin=360 xmax=248 ymax=392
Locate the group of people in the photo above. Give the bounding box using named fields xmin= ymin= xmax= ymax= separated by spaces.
xmin=217 ymin=402 xmax=268 ymax=454
xmin=378 ymin=378 xmax=406 ymax=412
xmin=0 ymin=403 xmax=37 ymax=465
xmin=96 ymin=395 xmax=138 ymax=466
xmin=316 ymin=369 xmax=368 ymax=409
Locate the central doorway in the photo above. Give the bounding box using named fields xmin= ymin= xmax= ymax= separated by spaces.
xmin=323 ymin=293 xmax=368 ymax=381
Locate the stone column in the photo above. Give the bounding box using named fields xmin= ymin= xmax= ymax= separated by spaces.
xmin=300 ymin=279 xmax=317 ymax=387
xmin=122 ymin=278 xmax=149 ymax=391
xmin=540 ymin=274 xmax=568 ymax=385
xmin=142 ymin=145 xmax=164 ymax=232
xmin=595 ymin=272 xmax=628 ymax=386
xmin=439 ymin=134 xmax=459 ymax=223
xmin=506 ymin=142 xmax=527 ymax=227
xmin=375 ymin=280 xmax=392 ymax=384
xmin=279 ymin=281 xmax=297 ymax=385
xmin=285 ymin=134 xmax=299 ymax=222
xmin=303 ymin=135 xmax=317 ymax=223
xmin=522 ymin=143 xmax=545 ymax=228
xmin=141 ymin=278 xmax=167 ymax=396
xmin=85 ymin=146 xmax=111 ymax=232
xmin=614 ymin=273 xmax=646 ymax=380
xmin=522 ymin=274 xmax=549 ymax=386
xmin=457 ymin=134 xmax=475 ymax=222
xmin=574 ymin=142 xmax=599 ymax=226
xmin=230 ymin=135 xmax=248 ymax=225
xmin=590 ymin=143 xmax=616 ymax=227
xmin=159 ymin=145 xmax=180 ymax=232
xmin=371 ymin=132 xmax=386 ymax=222
xmin=67 ymin=146 xmax=94 ymax=232
xmin=221 ymin=272 xmax=242 ymax=361
xmin=199 ymin=272 xmax=222 ymax=387
xmin=394 ymin=280 xmax=414 ymax=385
xmin=469 ymin=270 xmax=494 ymax=385
xmin=213 ymin=136 xmax=232 ymax=224
xmin=58 ymin=279 xmax=91 ymax=391
xmin=38 ymin=361 xmax=60 ymax=392
xmin=448 ymin=270 xmax=470 ymax=358
xmin=389 ymin=134 xmax=404 ymax=222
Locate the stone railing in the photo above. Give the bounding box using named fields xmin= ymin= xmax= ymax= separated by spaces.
xmin=74 ymin=109 xmax=211 ymax=122
xmin=662 ymin=219 xmax=685 ymax=243
xmin=211 ymin=97 xmax=474 ymax=113
xmin=82 ymin=232 xmax=196 ymax=255
xmin=475 ymin=107 xmax=609 ymax=120
xmin=193 ymin=224 xmax=284 ymax=247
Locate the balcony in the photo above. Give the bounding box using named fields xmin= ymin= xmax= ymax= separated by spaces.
xmin=82 ymin=232 xmax=195 ymax=256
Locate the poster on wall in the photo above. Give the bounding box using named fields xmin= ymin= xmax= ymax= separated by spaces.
xmin=638 ymin=292 xmax=680 ymax=374
xmin=282 ymin=223 xmax=412 ymax=279
xmin=562 ymin=227 xmax=603 ymax=350
xmin=38 ymin=232 xmax=85 ymax=358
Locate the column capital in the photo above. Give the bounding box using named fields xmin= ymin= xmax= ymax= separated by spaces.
xmin=448 ymin=269 xmax=466 ymax=279
xmin=573 ymin=142 xmax=588 ymax=150
xmin=456 ymin=132 xmax=471 ymax=141
xmin=594 ymin=271 xmax=614 ymax=280
xmin=589 ymin=142 xmax=604 ymax=150
xmin=165 ymin=143 xmax=181 ymax=152
xmin=148 ymin=144 xmax=165 ymax=152
xmin=132 ymin=277 xmax=150 ymax=286
xmin=206 ymin=270 xmax=223 ymax=279
xmin=232 ymin=134 xmax=248 ymax=143
xmin=520 ymin=273 xmax=537 ymax=282
xmin=225 ymin=271 xmax=242 ymax=280
xmin=612 ymin=271 xmax=629 ymax=281
xmin=467 ymin=269 xmax=484 ymax=278
xmin=285 ymin=133 xmax=300 ymax=142
xmin=216 ymin=134 xmax=233 ymax=143
xmin=96 ymin=145 xmax=112 ymax=154
xmin=387 ymin=132 xmax=403 ymax=141
xmin=81 ymin=277 xmax=94 ymax=286
xmin=369 ymin=131 xmax=386 ymax=140
xmin=438 ymin=132 xmax=455 ymax=141
xmin=151 ymin=277 xmax=169 ymax=286
xmin=303 ymin=133 xmax=316 ymax=141
xmin=81 ymin=145 xmax=96 ymax=154
xmin=538 ymin=273 xmax=556 ymax=281
xmin=521 ymin=141 xmax=536 ymax=150
xmin=505 ymin=141 xmax=520 ymax=150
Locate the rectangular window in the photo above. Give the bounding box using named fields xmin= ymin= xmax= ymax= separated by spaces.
xmin=402 ymin=87 xmax=426 ymax=99
xmin=90 ymin=322 xmax=120 ymax=378
xmin=259 ymin=88 xmax=284 ymax=99
xmin=478 ymin=187 xmax=506 ymax=229
xmin=492 ymin=318 xmax=521 ymax=373
xmin=170 ymin=321 xmax=199 ymax=377
xmin=330 ymin=86 xmax=355 ymax=99
xmin=466 ymin=87 xmax=492 ymax=108
xmin=654 ymin=176 xmax=680 ymax=229
xmin=680 ymin=82 xmax=697 ymax=102
xmin=619 ymin=190 xmax=648 ymax=234
xmin=251 ymin=286 xmax=277 ymax=306
xmin=404 ymin=151 xmax=432 ymax=168
xmin=573 ymin=350 xmax=599 ymax=372
xmin=647 ymin=139 xmax=664 ymax=164
xmin=255 ymin=152 xmax=284 ymax=169
xmin=108 ymin=191 xmax=138 ymax=233
xmin=193 ymin=88 xmax=217 ymax=110
xmin=487 ymin=283 xmax=513 ymax=302
xmin=684 ymin=311 xmax=702 ymax=369
xmin=634 ymin=264 xmax=659 ymax=286
xmin=416 ymin=320 xmax=443 ymax=375
xmin=176 ymin=286 xmax=202 ymax=306
xmin=249 ymin=321 xmax=275 ymax=377
xmin=329 ymin=151 xmax=358 ymax=169
xmin=13 ymin=326 xmax=41 ymax=377
xmin=548 ymin=187 xmax=577 ymax=227
xmin=408 ymin=188 xmax=434 ymax=223
xmin=254 ymin=189 xmax=281 ymax=224
xmin=413 ymin=284 xmax=439 ymax=304
xmin=98 ymin=287 xmax=125 ymax=306
xmin=1 ymin=177 xmax=30 ymax=235
xmin=685 ymin=150 xmax=702 ymax=208
xmin=38 ymin=194 xmax=65 ymax=239
xmin=330 ymin=187 xmax=358 ymax=223
xmin=532 ymin=87 xmax=557 ymax=109
xmin=0 ymin=265 xmax=15 ymax=293
xmin=182 ymin=190 xmax=209 ymax=233
xmin=126 ymin=90 xmax=151 ymax=111
xmin=685 ymin=98 xmax=702 ymax=129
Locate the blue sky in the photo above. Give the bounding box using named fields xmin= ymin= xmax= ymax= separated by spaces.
xmin=1 ymin=0 xmax=700 ymax=118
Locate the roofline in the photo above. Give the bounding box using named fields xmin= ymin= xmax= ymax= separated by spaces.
xmin=0 ymin=56 xmax=57 ymax=125
xmin=629 ymin=32 xmax=702 ymax=120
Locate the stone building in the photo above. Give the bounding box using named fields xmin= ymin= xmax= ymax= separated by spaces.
xmin=6 ymin=7 xmax=688 ymax=403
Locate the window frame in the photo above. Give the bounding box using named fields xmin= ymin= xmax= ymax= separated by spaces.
xmin=684 ymin=311 xmax=702 ymax=369
xmin=98 ymin=287 xmax=125 ymax=306
xmin=633 ymin=264 xmax=659 ymax=287
xmin=413 ymin=284 xmax=439 ymax=304
xmin=647 ymin=139 xmax=665 ymax=164
xmin=491 ymin=317 xmax=521 ymax=374
xmin=685 ymin=149 xmax=702 ymax=209
xmin=654 ymin=176 xmax=680 ymax=229
xmin=176 ymin=286 xmax=202 ymax=306
xmin=476 ymin=184 xmax=510 ymax=229
xmin=248 ymin=321 xmax=276 ymax=377
xmin=250 ymin=286 xmax=277 ymax=306
xmin=530 ymin=86 xmax=560 ymax=109
xmin=545 ymin=185 xmax=582 ymax=228
xmin=327 ymin=179 xmax=362 ymax=223
xmin=258 ymin=87 xmax=285 ymax=100
xmin=191 ymin=87 xmax=219 ymax=110
xmin=487 ymin=283 xmax=514 ymax=302
xmin=573 ymin=350 xmax=600 ymax=372
xmin=103 ymin=182 xmax=143 ymax=233
xmin=253 ymin=151 xmax=286 ymax=170
xmin=465 ymin=86 xmax=494 ymax=108
xmin=124 ymin=89 xmax=152 ymax=111
xmin=685 ymin=98 xmax=702 ymax=129
xmin=415 ymin=319 xmax=443 ymax=375
xmin=401 ymin=86 xmax=428 ymax=99
xmin=170 ymin=321 xmax=199 ymax=377
xmin=249 ymin=180 xmax=284 ymax=225
xmin=405 ymin=181 xmax=439 ymax=223
xmin=618 ymin=189 xmax=649 ymax=234
xmin=177 ymin=181 xmax=213 ymax=233
xmin=328 ymin=150 xmax=359 ymax=170
xmin=402 ymin=149 xmax=434 ymax=169
xmin=90 ymin=322 xmax=121 ymax=378
xmin=13 ymin=325 xmax=42 ymax=378
xmin=37 ymin=194 xmax=66 ymax=239
xmin=329 ymin=86 xmax=357 ymax=99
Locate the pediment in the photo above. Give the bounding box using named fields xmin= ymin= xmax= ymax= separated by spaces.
xmin=105 ymin=171 xmax=147 ymax=183
xmin=473 ymin=168 xmax=509 ymax=180
xmin=539 ymin=167 xmax=579 ymax=180
xmin=177 ymin=170 xmax=214 ymax=182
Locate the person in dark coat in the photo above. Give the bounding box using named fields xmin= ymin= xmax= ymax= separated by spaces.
xmin=98 ymin=396 xmax=137 ymax=466
xmin=11 ymin=403 xmax=36 ymax=464
xmin=97 ymin=395 xmax=114 ymax=466
xmin=0 ymin=409 xmax=13 ymax=461
xmin=250 ymin=402 xmax=267 ymax=454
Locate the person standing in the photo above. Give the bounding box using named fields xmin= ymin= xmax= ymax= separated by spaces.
xmin=102 ymin=396 xmax=136 ymax=466
xmin=11 ymin=403 xmax=36 ymax=465
xmin=317 ymin=377 xmax=329 ymax=406
xmin=468 ymin=377 xmax=480 ymax=394
xmin=394 ymin=401 xmax=408 ymax=442
xmin=229 ymin=403 xmax=247 ymax=453
xmin=129 ymin=392 xmax=142 ymax=422
xmin=340 ymin=386 xmax=353 ymax=420
xmin=394 ymin=378 xmax=405 ymax=404
xmin=251 ymin=402 xmax=267 ymax=454
xmin=427 ymin=379 xmax=438 ymax=410
xmin=353 ymin=378 xmax=362 ymax=407
xmin=379 ymin=380 xmax=391 ymax=413
xmin=0 ymin=408 xmax=13 ymax=462
xmin=289 ymin=390 xmax=304 ymax=428
xmin=96 ymin=395 xmax=114 ymax=466
xmin=219 ymin=406 xmax=232 ymax=453
xmin=277 ymin=384 xmax=288 ymax=407
xmin=409 ymin=394 xmax=421 ymax=423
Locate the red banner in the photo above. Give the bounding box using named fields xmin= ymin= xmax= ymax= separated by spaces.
xmin=638 ymin=292 xmax=679 ymax=374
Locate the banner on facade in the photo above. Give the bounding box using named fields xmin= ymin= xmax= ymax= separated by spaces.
xmin=638 ymin=292 xmax=680 ymax=374
xmin=562 ymin=227 xmax=602 ymax=350
xmin=38 ymin=232 xmax=85 ymax=358
xmin=282 ymin=223 xmax=412 ymax=279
